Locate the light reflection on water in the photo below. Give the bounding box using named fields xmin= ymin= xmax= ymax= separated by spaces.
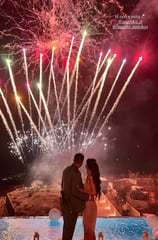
xmin=0 ymin=217 xmax=154 ymax=240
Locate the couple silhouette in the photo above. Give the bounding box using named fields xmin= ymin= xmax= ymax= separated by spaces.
xmin=60 ymin=153 xmax=101 ymax=240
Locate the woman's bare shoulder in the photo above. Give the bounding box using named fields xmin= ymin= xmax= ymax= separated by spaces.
xmin=88 ymin=175 xmax=94 ymax=184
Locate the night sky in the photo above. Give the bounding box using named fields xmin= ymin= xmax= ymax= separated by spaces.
xmin=0 ymin=0 xmax=158 ymax=178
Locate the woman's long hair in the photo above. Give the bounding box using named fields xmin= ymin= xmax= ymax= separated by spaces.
xmin=86 ymin=158 xmax=101 ymax=199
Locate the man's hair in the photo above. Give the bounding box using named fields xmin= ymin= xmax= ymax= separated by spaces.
xmin=73 ymin=153 xmax=84 ymax=164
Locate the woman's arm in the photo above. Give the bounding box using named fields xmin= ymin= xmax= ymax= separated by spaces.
xmin=79 ymin=176 xmax=96 ymax=195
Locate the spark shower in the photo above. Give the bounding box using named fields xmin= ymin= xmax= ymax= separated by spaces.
xmin=0 ymin=31 xmax=142 ymax=166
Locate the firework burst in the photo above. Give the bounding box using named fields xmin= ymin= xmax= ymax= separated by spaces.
xmin=0 ymin=0 xmax=124 ymax=78
xmin=0 ymin=1 xmax=143 ymax=180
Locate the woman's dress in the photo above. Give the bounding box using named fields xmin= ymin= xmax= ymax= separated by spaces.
xmin=82 ymin=178 xmax=97 ymax=240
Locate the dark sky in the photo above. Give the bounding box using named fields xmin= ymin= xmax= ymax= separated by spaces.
xmin=0 ymin=0 xmax=158 ymax=177
xmin=108 ymin=0 xmax=158 ymax=173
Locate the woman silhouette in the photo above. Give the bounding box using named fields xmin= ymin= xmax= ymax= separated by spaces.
xmin=79 ymin=158 xmax=101 ymax=240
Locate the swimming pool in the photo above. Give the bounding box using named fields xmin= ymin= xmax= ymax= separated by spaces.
xmin=0 ymin=217 xmax=154 ymax=240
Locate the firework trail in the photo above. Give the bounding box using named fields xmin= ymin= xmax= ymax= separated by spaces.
xmin=91 ymin=58 xmax=126 ymax=136
xmin=56 ymin=36 xmax=75 ymax=123
xmin=18 ymin=98 xmax=43 ymax=141
xmin=27 ymin=84 xmax=48 ymax=135
xmin=97 ymin=56 xmax=143 ymax=137
xmin=7 ymin=60 xmax=26 ymax=137
xmin=75 ymin=49 xmax=111 ymax=123
xmin=0 ymin=88 xmax=19 ymax=140
xmin=38 ymin=85 xmax=56 ymax=139
xmin=73 ymin=56 xmax=79 ymax=123
xmin=81 ymin=51 xmax=102 ymax=136
xmin=0 ymin=109 xmax=23 ymax=162
xmin=23 ymin=48 xmax=34 ymax=145
xmin=46 ymin=47 xmax=55 ymax=109
xmin=86 ymin=53 xmax=117 ymax=134
xmin=38 ymin=53 xmax=43 ymax=134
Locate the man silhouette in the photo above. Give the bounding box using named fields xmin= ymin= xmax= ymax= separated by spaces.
xmin=60 ymin=153 xmax=89 ymax=240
